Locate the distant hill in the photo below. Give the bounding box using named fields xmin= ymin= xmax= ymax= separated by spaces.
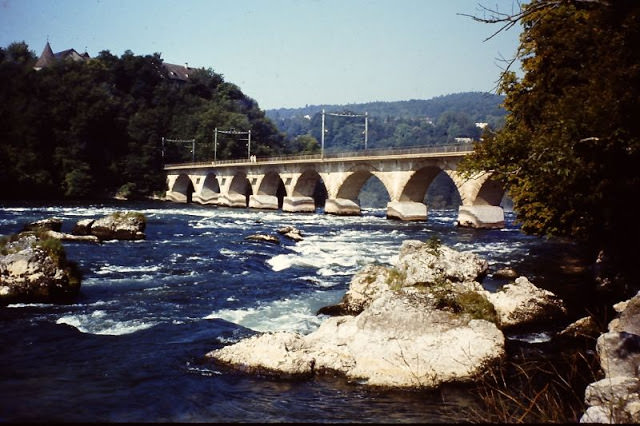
xmin=266 ymin=91 xmax=505 ymax=124
xmin=266 ymin=92 xmax=506 ymax=152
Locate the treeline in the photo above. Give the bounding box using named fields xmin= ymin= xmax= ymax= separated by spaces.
xmin=266 ymin=92 xmax=506 ymax=153
xmin=0 ymin=42 xmax=286 ymax=200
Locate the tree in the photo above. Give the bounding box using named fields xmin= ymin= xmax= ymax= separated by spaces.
xmin=459 ymin=0 xmax=640 ymax=290
xmin=0 ymin=42 xmax=287 ymax=199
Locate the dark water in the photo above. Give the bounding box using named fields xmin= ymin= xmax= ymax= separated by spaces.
xmin=0 ymin=201 xmax=592 ymax=422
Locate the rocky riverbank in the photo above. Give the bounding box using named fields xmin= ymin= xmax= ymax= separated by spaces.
xmin=580 ymin=291 xmax=640 ymax=423
xmin=206 ymin=238 xmax=567 ymax=389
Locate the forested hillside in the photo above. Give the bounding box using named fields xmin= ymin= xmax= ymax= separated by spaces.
xmin=1 ymin=41 xmax=507 ymax=202
xmin=267 ymin=92 xmax=506 ymax=153
xmin=0 ymin=42 xmax=286 ymax=200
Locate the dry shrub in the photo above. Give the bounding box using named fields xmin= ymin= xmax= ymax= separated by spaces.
xmin=468 ymin=345 xmax=602 ymax=423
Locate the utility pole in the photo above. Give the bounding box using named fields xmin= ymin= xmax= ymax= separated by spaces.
xmin=322 ymin=110 xmax=369 ymax=153
xmin=214 ymin=128 xmax=218 ymax=162
xmin=321 ymin=109 xmax=325 ymax=159
xmin=364 ymin=112 xmax=368 ymax=150
xmin=215 ymin=128 xmax=252 ymax=161
xmin=162 ymin=137 xmax=196 ymax=163
xmin=247 ymin=129 xmax=252 ymax=160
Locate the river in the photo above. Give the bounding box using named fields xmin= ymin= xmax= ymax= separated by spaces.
xmin=0 ymin=200 xmax=594 ymax=422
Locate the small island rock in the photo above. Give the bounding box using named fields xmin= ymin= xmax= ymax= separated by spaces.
xmin=87 ymin=212 xmax=146 ymax=241
xmin=245 ymin=234 xmax=280 ymax=244
xmin=23 ymin=217 xmax=63 ymax=233
xmin=277 ymin=226 xmax=304 ymax=242
xmin=0 ymin=232 xmax=81 ymax=306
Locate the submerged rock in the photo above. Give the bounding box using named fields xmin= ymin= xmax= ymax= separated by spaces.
xmin=493 ymin=267 xmax=518 ymax=279
xmin=277 ymin=226 xmax=304 ymax=242
xmin=23 ymin=217 xmax=63 ymax=233
xmin=245 ymin=234 xmax=280 ymax=244
xmin=44 ymin=230 xmax=100 ymax=243
xmin=0 ymin=232 xmax=81 ymax=306
xmin=556 ymin=316 xmax=601 ymax=342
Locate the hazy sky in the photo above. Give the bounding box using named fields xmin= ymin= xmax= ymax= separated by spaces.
xmin=0 ymin=0 xmax=524 ymax=109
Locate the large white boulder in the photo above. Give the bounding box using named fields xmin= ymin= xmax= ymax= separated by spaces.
xmin=209 ymin=290 xmax=504 ymax=389
xmin=207 ymin=240 xmax=568 ymax=390
xmin=208 ymin=240 xmax=505 ymax=389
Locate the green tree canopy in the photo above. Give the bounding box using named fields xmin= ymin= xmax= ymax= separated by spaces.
xmin=460 ymin=0 xmax=640 ymax=287
xmin=0 ymin=44 xmax=287 ymax=199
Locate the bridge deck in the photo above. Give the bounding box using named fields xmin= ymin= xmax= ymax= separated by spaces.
xmin=164 ymin=143 xmax=474 ymax=170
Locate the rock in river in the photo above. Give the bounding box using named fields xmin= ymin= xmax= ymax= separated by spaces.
xmin=80 ymin=211 xmax=146 ymax=241
xmin=207 ymin=239 xmax=505 ymax=389
xmin=0 ymin=232 xmax=81 ymax=306
xmin=206 ymin=238 xmax=570 ymax=389
xmin=245 ymin=234 xmax=280 ymax=245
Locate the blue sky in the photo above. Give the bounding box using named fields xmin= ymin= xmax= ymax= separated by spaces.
xmin=0 ymin=0 xmax=524 ymax=109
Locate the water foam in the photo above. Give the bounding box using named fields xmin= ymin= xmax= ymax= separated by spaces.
xmin=56 ymin=310 xmax=156 ymax=335
xmin=95 ymin=264 xmax=162 ymax=275
xmin=204 ymin=289 xmax=343 ymax=334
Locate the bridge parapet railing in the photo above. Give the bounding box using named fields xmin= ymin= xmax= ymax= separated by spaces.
xmin=164 ymin=142 xmax=475 ymax=169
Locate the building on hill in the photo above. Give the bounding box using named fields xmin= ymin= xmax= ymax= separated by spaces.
xmin=163 ymin=62 xmax=192 ymax=83
xmin=34 ymin=41 xmax=195 ymax=85
xmin=34 ymin=42 xmax=91 ymax=70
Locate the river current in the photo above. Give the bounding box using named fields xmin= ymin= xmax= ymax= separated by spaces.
xmin=0 ymin=201 xmax=591 ymax=422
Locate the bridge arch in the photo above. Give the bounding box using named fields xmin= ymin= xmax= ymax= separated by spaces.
xmin=292 ymin=169 xmax=324 ymax=199
xmin=475 ymin=177 xmax=505 ymax=206
xmin=194 ymin=173 xmax=220 ymax=205
xmin=168 ymin=173 xmax=195 ymax=203
xmin=335 ymin=170 xmax=393 ymax=204
xmin=257 ymin=171 xmax=285 ymax=197
xmin=250 ymin=170 xmax=287 ymax=209
xmin=399 ymin=165 xmax=443 ymax=202
xmin=281 ymin=169 xmax=327 ymax=213
xmin=221 ymin=172 xmax=252 ymax=208
xmin=424 ymin=171 xmax=462 ymax=209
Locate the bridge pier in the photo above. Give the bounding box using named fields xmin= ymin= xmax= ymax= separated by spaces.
xmin=218 ymin=193 xmax=247 ymax=208
xmin=282 ymin=196 xmax=316 ymax=213
xmin=324 ymin=198 xmax=361 ymax=216
xmin=192 ymin=193 xmax=218 ymax=205
xmin=386 ymin=201 xmax=427 ymax=221
xmin=457 ymin=205 xmax=505 ymax=229
xmin=165 ymin=191 xmax=188 ymax=203
xmin=249 ymin=195 xmax=279 ymax=210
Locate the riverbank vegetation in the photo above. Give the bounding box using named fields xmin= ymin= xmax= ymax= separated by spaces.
xmin=460 ymin=0 xmax=640 ymax=294
xmin=455 ymin=1 xmax=640 ymax=421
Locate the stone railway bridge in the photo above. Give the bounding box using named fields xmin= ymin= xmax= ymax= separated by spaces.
xmin=164 ymin=144 xmax=506 ymax=228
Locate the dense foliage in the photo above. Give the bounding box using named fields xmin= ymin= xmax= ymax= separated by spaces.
xmin=0 ymin=42 xmax=286 ymax=199
xmin=267 ymin=92 xmax=506 ymax=153
xmin=459 ymin=0 xmax=640 ymax=285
